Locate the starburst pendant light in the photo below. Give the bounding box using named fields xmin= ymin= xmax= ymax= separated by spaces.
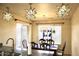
xmin=25 ymin=3 xmax=37 ymax=20
xmin=57 ymin=3 xmax=70 ymax=18
xmin=3 ymin=7 xmax=14 ymax=22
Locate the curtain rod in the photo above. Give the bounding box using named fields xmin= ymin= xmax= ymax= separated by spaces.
xmin=15 ymin=19 xmax=32 ymax=24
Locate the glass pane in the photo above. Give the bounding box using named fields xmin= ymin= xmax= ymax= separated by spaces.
xmin=38 ymin=24 xmax=61 ymax=44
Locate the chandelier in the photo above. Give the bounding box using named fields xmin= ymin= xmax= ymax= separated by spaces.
xmin=3 ymin=7 xmax=14 ymax=21
xmin=57 ymin=3 xmax=70 ymax=18
xmin=25 ymin=3 xmax=37 ymax=20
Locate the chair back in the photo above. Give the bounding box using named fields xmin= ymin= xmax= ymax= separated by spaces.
xmin=0 ymin=43 xmax=3 ymax=48
xmin=40 ymin=43 xmax=48 ymax=49
xmin=62 ymin=42 xmax=66 ymax=51
xmin=39 ymin=39 xmax=45 ymax=44
xmin=47 ymin=39 xmax=54 ymax=45
xmin=22 ymin=40 xmax=27 ymax=48
xmin=31 ymin=42 xmax=38 ymax=48
xmin=31 ymin=42 xmax=35 ymax=47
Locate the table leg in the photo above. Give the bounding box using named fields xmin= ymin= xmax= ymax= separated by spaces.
xmin=53 ymin=50 xmax=57 ymax=56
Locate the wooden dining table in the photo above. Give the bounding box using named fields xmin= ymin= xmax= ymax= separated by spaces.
xmin=32 ymin=44 xmax=58 ymax=56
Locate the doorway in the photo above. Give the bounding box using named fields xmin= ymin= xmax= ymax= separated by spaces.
xmin=16 ymin=23 xmax=29 ymax=55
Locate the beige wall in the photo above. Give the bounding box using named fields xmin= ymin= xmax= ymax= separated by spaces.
xmin=71 ymin=6 xmax=79 ymax=56
xmin=0 ymin=16 xmax=31 ymax=48
xmin=0 ymin=18 xmax=16 ymax=47
xmin=62 ymin=19 xmax=71 ymax=55
xmin=32 ymin=19 xmax=71 ymax=55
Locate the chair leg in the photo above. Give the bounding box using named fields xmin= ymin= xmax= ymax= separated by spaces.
xmin=53 ymin=51 xmax=57 ymax=56
xmin=62 ymin=52 xmax=64 ymax=56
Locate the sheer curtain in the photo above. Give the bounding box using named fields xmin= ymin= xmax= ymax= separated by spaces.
xmin=16 ymin=23 xmax=28 ymax=53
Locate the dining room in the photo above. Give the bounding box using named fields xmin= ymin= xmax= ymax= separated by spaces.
xmin=0 ymin=3 xmax=79 ymax=56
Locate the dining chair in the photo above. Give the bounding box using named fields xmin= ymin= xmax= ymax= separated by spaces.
xmin=0 ymin=49 xmax=3 ymax=56
xmin=0 ymin=43 xmax=3 ymax=56
xmin=31 ymin=42 xmax=38 ymax=48
xmin=39 ymin=39 xmax=45 ymax=44
xmin=40 ymin=43 xmax=49 ymax=49
xmin=39 ymin=39 xmax=45 ymax=48
xmin=47 ymin=39 xmax=55 ymax=49
xmin=22 ymin=40 xmax=27 ymax=48
xmin=56 ymin=42 xmax=66 ymax=56
xmin=47 ymin=39 xmax=55 ymax=45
